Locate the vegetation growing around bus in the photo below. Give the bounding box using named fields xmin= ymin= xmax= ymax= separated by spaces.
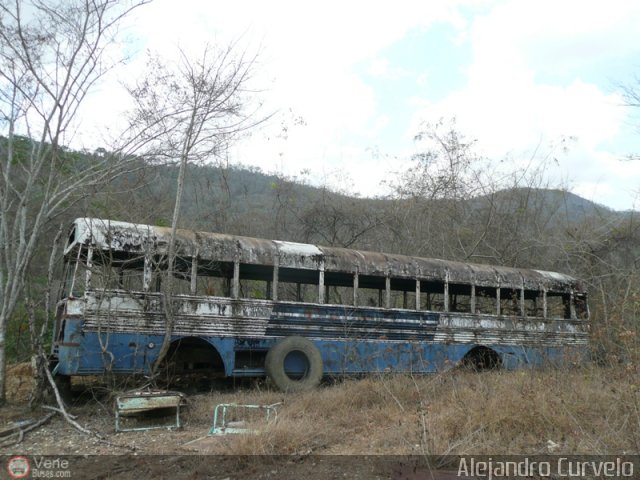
xmin=0 ymin=0 xmax=638 ymax=451
xmin=5 ymin=139 xmax=639 ymax=388
xmin=0 ymin=0 xmax=261 ymax=403
xmin=51 ymin=217 xmax=588 ymax=392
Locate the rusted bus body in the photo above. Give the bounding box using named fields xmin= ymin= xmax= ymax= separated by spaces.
xmin=52 ymin=218 xmax=589 ymax=384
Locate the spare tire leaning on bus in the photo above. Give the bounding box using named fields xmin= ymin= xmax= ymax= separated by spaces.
xmin=265 ymin=336 xmax=323 ymax=392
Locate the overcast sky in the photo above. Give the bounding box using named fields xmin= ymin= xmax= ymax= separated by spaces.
xmin=80 ymin=0 xmax=640 ymax=210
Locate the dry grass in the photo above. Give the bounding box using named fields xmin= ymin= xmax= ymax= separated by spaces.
xmin=4 ymin=363 xmax=639 ymax=455
xmin=180 ymin=366 xmax=640 ymax=455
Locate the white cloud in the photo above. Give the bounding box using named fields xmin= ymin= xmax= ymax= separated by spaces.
xmin=472 ymin=0 xmax=640 ymax=72
xmin=69 ymin=0 xmax=640 ymax=210
xmin=412 ymin=80 xmax=624 ymax=154
xmin=408 ymin=0 xmax=640 ymax=209
xmin=97 ymin=0 xmax=466 ymax=186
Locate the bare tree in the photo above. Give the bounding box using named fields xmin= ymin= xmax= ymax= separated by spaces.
xmin=0 ymin=0 xmax=147 ymax=403
xmin=384 ymin=120 xmax=584 ymax=267
xmin=26 ymin=224 xmax=63 ymax=406
xmin=390 ymin=118 xmax=489 ymax=202
xmin=127 ymin=43 xmax=265 ymax=378
xmin=382 ymin=119 xmax=494 ymax=260
xmin=270 ymin=179 xmax=385 ymax=249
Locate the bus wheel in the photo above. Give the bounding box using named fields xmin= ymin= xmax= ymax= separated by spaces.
xmin=265 ymin=336 xmax=323 ymax=392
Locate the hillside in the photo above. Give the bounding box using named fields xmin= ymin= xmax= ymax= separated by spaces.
xmin=2 ymin=140 xmax=639 ymax=467
xmin=5 ymin=138 xmax=640 ymax=369
xmin=94 ymin=160 xmax=625 ymax=243
xmin=2 ymin=133 xmax=624 ymax=253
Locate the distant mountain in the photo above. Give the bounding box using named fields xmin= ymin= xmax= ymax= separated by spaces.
xmin=470 ymin=187 xmax=620 ymax=225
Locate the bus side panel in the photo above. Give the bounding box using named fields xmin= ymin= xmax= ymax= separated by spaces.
xmin=57 ymin=331 xmax=166 ymax=375
xmin=54 ymin=291 xmax=589 ymax=376
xmin=316 ymin=340 xmax=451 ymax=373
xmin=57 ymin=332 xmax=239 ymax=376
xmin=56 ymin=333 xmax=588 ymax=376
xmin=489 ymin=345 xmax=589 ymax=369
xmin=316 ymin=342 xmax=588 ymax=373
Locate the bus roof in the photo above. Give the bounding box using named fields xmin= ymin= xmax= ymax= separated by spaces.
xmin=68 ymin=218 xmax=583 ymax=293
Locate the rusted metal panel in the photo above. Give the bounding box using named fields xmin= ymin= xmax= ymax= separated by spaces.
xmin=533 ymin=269 xmax=580 ymax=292
xmin=209 ymin=403 xmax=280 ymax=436
xmin=518 ymin=268 xmax=544 ymax=291
xmin=81 ymin=291 xmax=588 ymax=348
xmin=384 ymin=253 xmax=418 ymax=278
xmin=320 ymin=246 xmax=362 ymax=273
xmin=445 ymin=261 xmax=475 ymax=285
xmin=116 ymin=391 xmax=184 ymax=414
xmin=467 ymin=264 xmax=500 ymax=287
xmin=275 ymin=240 xmax=323 ymax=270
xmin=193 ymin=232 xmax=237 ymax=263
xmin=83 ymin=292 xmax=272 ymax=338
xmin=115 ymin=390 xmax=185 ymax=432
xmin=494 ymin=268 xmax=523 ymax=290
xmin=72 ymin=219 xmax=154 ymax=254
xmin=68 ymin=218 xmax=581 ymax=293
xmin=351 ymin=250 xmax=388 ymax=276
xmin=415 ymin=258 xmax=449 ymax=281
xmin=237 ymin=236 xmax=277 ymax=265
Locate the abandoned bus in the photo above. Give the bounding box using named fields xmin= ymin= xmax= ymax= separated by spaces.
xmin=52 ymin=218 xmax=589 ymax=391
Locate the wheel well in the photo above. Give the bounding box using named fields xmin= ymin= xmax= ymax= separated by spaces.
xmin=165 ymin=337 xmax=225 ymax=374
xmin=461 ymin=346 xmax=502 ymax=371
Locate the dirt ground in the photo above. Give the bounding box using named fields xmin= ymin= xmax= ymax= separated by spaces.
xmin=2 ymin=362 xmax=638 ymax=479
xmin=0 ymin=364 xmax=462 ymax=479
xmin=0 ymin=404 xmax=460 ymax=479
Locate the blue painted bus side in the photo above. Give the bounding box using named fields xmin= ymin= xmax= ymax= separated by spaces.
xmin=55 ymin=316 xmax=587 ymax=377
xmin=52 ymin=218 xmax=590 ymax=382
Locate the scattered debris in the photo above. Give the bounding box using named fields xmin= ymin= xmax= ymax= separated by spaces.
xmin=115 ymin=390 xmax=186 ymax=432
xmin=209 ymin=402 xmax=280 ymax=436
xmin=0 ymin=419 xmax=37 ymax=438
xmin=547 ymin=439 xmax=561 ymax=452
xmin=0 ymin=413 xmax=55 ymax=447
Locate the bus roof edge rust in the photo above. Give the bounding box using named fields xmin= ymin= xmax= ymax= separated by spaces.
xmin=67 ymin=218 xmax=581 ymax=293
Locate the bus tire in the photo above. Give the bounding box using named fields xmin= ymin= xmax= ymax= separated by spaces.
xmin=265 ymin=336 xmax=323 ymax=392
